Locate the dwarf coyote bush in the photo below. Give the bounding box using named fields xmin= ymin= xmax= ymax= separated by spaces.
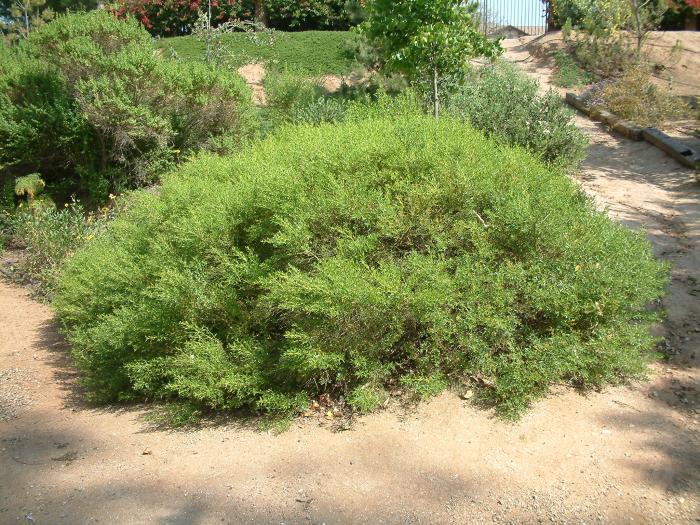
xmin=55 ymin=113 xmax=666 ymax=418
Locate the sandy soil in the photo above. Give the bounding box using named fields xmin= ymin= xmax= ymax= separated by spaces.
xmin=1 ymin=42 xmax=699 ymax=525
xmin=238 ymin=63 xmax=267 ymax=106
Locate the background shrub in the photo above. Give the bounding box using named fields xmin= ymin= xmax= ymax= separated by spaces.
xmin=0 ymin=42 xmax=92 ymax=202
xmin=264 ymin=0 xmax=351 ymax=31
xmin=111 ymin=0 xmax=255 ymax=37
xmin=0 ymin=11 xmax=258 ymax=202
xmin=595 ymin=65 xmax=690 ymax=127
xmin=55 ymin=113 xmax=666 ymax=418
xmin=446 ymin=62 xmax=588 ymax=168
xmin=3 ymin=200 xmax=115 ymax=294
xmin=111 ymin=0 xmax=354 ymax=36
xmin=262 ymin=69 xmax=348 ymax=131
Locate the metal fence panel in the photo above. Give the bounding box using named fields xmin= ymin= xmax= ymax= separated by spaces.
xmin=477 ymin=0 xmax=551 ymax=37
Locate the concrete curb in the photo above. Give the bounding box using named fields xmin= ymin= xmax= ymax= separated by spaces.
xmin=612 ymin=120 xmax=644 ymax=141
xmin=564 ymin=92 xmax=590 ymax=114
xmin=642 ymin=128 xmax=700 ymax=170
xmin=565 ymin=92 xmax=699 ymax=169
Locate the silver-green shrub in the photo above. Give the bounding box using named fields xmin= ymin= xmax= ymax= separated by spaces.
xmin=446 ymin=62 xmax=588 ymax=169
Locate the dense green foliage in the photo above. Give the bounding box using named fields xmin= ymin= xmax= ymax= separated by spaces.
xmin=264 ymin=0 xmax=352 ymax=31
xmin=446 ymin=62 xmax=588 ymax=168
xmin=111 ymin=0 xmax=356 ymax=36
xmin=359 ymin=0 xmax=500 ymax=116
xmin=55 ymin=111 xmax=667 ymax=418
xmin=0 ymin=11 xmax=257 ymax=202
xmin=261 ymin=61 xmax=588 ymax=170
xmin=159 ymin=30 xmax=355 ymax=75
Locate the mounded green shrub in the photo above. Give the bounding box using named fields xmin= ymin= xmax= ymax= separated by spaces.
xmin=55 ymin=113 xmax=667 ymax=418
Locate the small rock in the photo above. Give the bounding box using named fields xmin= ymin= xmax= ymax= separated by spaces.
xmin=142 ymin=449 xmax=152 ymax=455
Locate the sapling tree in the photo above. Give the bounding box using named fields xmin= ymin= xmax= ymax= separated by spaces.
xmin=191 ymin=1 xmax=276 ymax=67
xmin=359 ymin=0 xmax=501 ymax=117
xmin=0 ymin=0 xmax=54 ymax=40
xmin=628 ymin=0 xmax=668 ymax=55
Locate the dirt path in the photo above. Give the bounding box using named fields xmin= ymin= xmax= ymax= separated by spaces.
xmin=1 ymin=279 xmax=698 ymax=525
xmin=238 ymin=63 xmax=267 ymax=106
xmin=2 ymin=47 xmax=700 ymax=525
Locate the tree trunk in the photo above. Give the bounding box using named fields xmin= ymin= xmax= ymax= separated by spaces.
xmin=205 ymin=0 xmax=212 ymax=63
xmin=254 ymin=0 xmax=267 ymax=26
xmin=432 ymin=66 xmax=439 ymax=119
xmin=631 ymin=0 xmax=643 ymax=56
xmin=23 ymin=0 xmax=30 ymax=37
xmin=97 ymin=133 xmax=108 ymax=173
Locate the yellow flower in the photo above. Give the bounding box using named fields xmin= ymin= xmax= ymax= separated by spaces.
xmin=109 ymin=193 xmax=116 ymax=200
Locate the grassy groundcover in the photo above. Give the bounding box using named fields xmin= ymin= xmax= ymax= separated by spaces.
xmin=157 ymin=31 xmax=355 ymax=75
xmin=54 ymin=112 xmax=667 ymax=418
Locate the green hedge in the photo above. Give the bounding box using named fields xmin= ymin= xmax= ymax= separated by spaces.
xmin=55 ymin=110 xmax=667 ymax=418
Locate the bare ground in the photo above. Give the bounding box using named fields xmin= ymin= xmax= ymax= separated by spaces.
xmin=238 ymin=63 xmax=267 ymax=106
xmin=1 ymin=43 xmax=700 ymax=525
